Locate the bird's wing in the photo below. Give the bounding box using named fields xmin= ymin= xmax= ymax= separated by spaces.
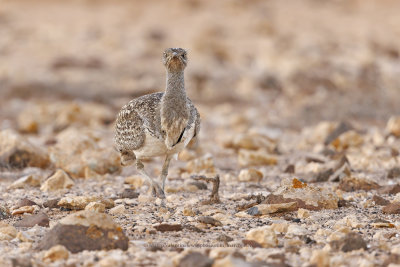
xmin=115 ymin=106 xmax=146 ymax=152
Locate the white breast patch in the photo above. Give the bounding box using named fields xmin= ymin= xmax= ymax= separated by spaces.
xmin=134 ymin=122 xmax=195 ymax=160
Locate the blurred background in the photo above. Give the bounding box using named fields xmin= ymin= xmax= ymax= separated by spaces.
xmin=0 ymin=0 xmax=399 ymax=134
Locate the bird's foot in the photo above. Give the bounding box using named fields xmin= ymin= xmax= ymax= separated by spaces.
xmin=152 ymin=183 xmax=165 ymax=199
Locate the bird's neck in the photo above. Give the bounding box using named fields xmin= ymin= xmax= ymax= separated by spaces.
xmin=164 ymin=71 xmax=186 ymax=101
xmin=161 ymin=70 xmax=189 ymax=129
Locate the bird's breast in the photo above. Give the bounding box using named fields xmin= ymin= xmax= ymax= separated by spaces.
xmin=134 ymin=125 xmax=194 ymax=159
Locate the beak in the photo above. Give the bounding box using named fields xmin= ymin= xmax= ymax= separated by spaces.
xmin=172 ymin=52 xmax=178 ymax=58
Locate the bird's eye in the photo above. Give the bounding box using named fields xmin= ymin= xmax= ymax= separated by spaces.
xmin=182 ymin=53 xmax=186 ymax=59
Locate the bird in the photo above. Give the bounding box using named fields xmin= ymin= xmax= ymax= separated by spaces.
xmin=115 ymin=48 xmax=200 ymax=199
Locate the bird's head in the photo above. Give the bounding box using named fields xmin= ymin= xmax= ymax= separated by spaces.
xmin=163 ymin=48 xmax=187 ymax=72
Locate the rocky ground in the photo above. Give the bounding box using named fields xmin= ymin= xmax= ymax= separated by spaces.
xmin=1 ymin=0 xmax=400 ymax=266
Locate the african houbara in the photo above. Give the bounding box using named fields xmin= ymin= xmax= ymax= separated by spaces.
xmin=115 ymin=48 xmax=200 ymax=199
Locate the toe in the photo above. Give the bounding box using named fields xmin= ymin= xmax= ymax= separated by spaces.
xmin=158 ymin=190 xmax=166 ymax=199
xmin=151 ymin=187 xmax=157 ymax=197
xmin=155 ymin=184 xmax=166 ymax=199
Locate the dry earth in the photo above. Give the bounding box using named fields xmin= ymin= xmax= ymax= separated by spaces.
xmin=1 ymin=0 xmax=400 ymax=266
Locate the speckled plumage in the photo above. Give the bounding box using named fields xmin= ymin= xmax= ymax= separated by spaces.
xmin=115 ymin=92 xmax=200 ymax=153
xmin=114 ymin=48 xmax=200 ymax=198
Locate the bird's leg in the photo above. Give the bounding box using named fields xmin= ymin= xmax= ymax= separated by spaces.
xmin=136 ymin=159 xmax=165 ymax=199
xmin=160 ymin=154 xmax=173 ymax=192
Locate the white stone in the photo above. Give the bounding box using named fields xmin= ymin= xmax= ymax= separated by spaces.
xmin=246 ymin=226 xmax=278 ymax=248
xmin=386 ymin=116 xmax=400 ymax=137
xmin=40 ymin=169 xmax=74 ymax=192
xmin=238 ymin=168 xmax=263 ymax=182
xmin=138 ymin=195 xmax=155 ymax=203
xmin=17 ymin=231 xmax=34 ymax=242
xmin=124 ymin=175 xmax=144 ymax=189
xmin=85 ymin=202 xmax=106 ymax=213
xmin=11 ymin=206 xmax=35 ymax=215
xmin=252 ymin=202 xmax=296 ymax=215
xmin=109 ymin=204 xmax=126 ymax=215
xmin=286 ymin=225 xmax=309 ymax=237
xmin=209 ymin=248 xmax=235 ymax=260
xmin=43 ymin=245 xmax=69 ymax=262
xmin=213 ymin=256 xmax=253 ymax=267
xmin=238 ymin=149 xmax=277 ymax=167
xmin=297 ymin=208 xmax=310 ymax=219
xmin=309 ymin=249 xmax=330 ymax=267
xmin=0 ymin=222 xmax=18 ymax=241
xmin=58 ymin=196 xmax=98 ymax=210
xmin=270 ymin=222 xmax=288 ymax=234
xmin=9 ymin=174 xmax=41 ymax=189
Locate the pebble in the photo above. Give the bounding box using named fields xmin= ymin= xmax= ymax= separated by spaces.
xmin=263 ymin=178 xmax=339 ymax=211
xmin=15 ymin=198 xmax=38 ymax=209
xmin=187 ymin=181 xmax=208 ymax=190
xmin=183 ymin=206 xmax=196 ymax=216
xmin=154 ymin=223 xmax=182 ymax=232
xmin=57 ymin=196 xmax=98 ymax=210
xmin=43 ymin=199 xmax=61 ymax=209
xmin=238 ymin=149 xmax=277 ymax=167
xmin=372 ymin=195 xmax=390 ymax=206
xmin=85 ymin=202 xmax=106 ymax=213
xmin=225 ymin=132 xmax=276 ymax=152
xmin=336 ymin=215 xmax=364 ymax=228
xmin=338 ymin=176 xmax=380 ymax=192
xmin=0 ymin=129 xmax=50 ymax=169
xmin=17 ymin=231 xmax=34 ymax=242
xmin=9 ymin=174 xmax=41 ymax=189
xmin=43 ymin=245 xmax=69 ymax=262
xmin=14 ymin=212 xmax=50 ymax=227
xmin=242 ymin=239 xmax=262 ymax=248
xmin=118 ymin=188 xmax=139 ymax=199
xmin=209 ymin=248 xmax=236 ymax=260
xmin=124 ymin=176 xmax=144 ymax=189
xmin=386 ymin=116 xmax=400 ymax=137
xmin=331 ymin=130 xmax=363 ymax=151
xmin=178 ymin=149 xmax=197 ymax=161
xmin=49 ymin=128 xmax=121 ymax=178
xmin=238 ymin=168 xmax=263 ymax=183
xmin=245 ymin=226 xmax=278 ymax=248
xmin=178 ymin=252 xmax=213 ymax=267
xmin=387 ymin=167 xmax=400 ymax=179
xmin=37 ymin=210 xmax=128 ymax=253
xmin=185 ymin=154 xmax=216 ymax=174
xmin=197 ymin=216 xmax=222 ymax=226
xmin=371 ymin=221 xmax=395 ymax=228
xmin=217 ymin=234 xmax=234 ymax=243
xmin=378 ymin=184 xmax=400 ymax=194
xmin=0 ymin=205 xmax=11 ymax=220
xmin=109 ymin=204 xmax=126 ymax=215
xmin=12 ymin=206 xmax=35 ymax=216
xmin=100 ymin=198 xmax=115 ymax=209
xmin=309 ymin=249 xmax=330 ymax=267
xmin=297 ymin=208 xmax=310 ymax=219
xmin=213 ymin=255 xmax=253 ymax=267
xmin=270 ymin=222 xmax=289 ymax=234
xmin=40 ymin=169 xmax=74 ymax=192
xmin=247 ymin=202 xmax=296 ymax=215
xmin=138 ymin=195 xmax=155 ymax=203
xmin=0 ymin=222 xmax=18 ymax=241
xmin=286 ymin=225 xmax=309 ymax=236
xmin=330 ymin=232 xmax=367 ymax=252
xmin=383 ymin=202 xmax=400 ymax=214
